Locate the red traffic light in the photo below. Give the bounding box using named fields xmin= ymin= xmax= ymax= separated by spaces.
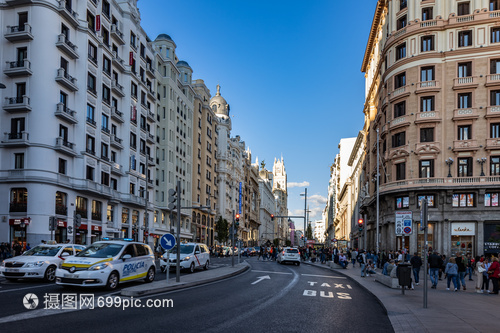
xmin=235 ymin=214 xmax=240 ymax=221
xmin=271 ymin=214 xmax=274 ymax=221
xmin=358 ymin=218 xmax=364 ymax=225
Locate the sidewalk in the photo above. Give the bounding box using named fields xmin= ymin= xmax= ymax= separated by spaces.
xmin=121 ymin=262 xmax=249 ymax=297
xmin=304 ymin=261 xmax=498 ymax=333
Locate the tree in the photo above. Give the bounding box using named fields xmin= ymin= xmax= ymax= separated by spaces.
xmin=215 ymin=217 xmax=229 ymax=244
xmin=285 ymin=239 xmax=291 ymax=247
xmin=273 ymin=238 xmax=280 ymax=247
xmin=306 ymin=223 xmax=313 ymax=240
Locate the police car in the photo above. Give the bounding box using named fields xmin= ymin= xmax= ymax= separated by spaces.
xmin=159 ymin=242 xmax=210 ymax=273
xmin=55 ymin=239 xmax=156 ymax=290
xmin=0 ymin=242 xmax=85 ymax=282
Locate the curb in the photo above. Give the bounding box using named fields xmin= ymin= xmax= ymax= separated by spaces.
xmin=121 ymin=262 xmax=250 ymax=297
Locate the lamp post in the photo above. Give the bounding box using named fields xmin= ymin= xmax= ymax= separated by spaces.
xmin=477 ymin=157 xmax=487 ymax=176
xmin=445 ymin=158 xmax=454 ymax=177
xmin=300 ymin=188 xmax=307 ymax=243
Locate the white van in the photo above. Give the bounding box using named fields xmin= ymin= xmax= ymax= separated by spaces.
xmin=55 ymin=240 xmax=156 ymax=290
xmin=160 ymin=242 xmax=210 ymax=273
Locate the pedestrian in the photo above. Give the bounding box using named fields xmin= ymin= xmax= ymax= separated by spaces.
xmin=339 ymin=252 xmax=347 ymax=269
xmin=410 ymin=252 xmax=423 ymax=285
xmin=455 ymin=252 xmax=467 ymax=290
xmin=351 ymin=249 xmax=358 ymax=267
xmin=483 ymin=257 xmax=491 ymax=293
xmin=439 ymin=254 xmax=447 ymax=280
xmin=475 ymin=256 xmax=485 ymax=293
xmin=13 ymin=241 xmax=22 ymax=257
xmin=258 ymin=246 xmax=263 ymax=260
xmin=487 ymin=256 xmax=500 ymax=294
xmin=428 ymin=251 xmax=443 ymax=289
xmin=466 ymin=254 xmax=474 ymax=281
xmin=445 ymin=257 xmax=459 ymax=291
xmin=360 ymin=250 xmax=367 ymax=277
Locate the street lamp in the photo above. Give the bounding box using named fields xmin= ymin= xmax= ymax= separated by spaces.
xmin=477 ymin=157 xmax=487 ymax=177
xmin=445 ymin=158 xmax=454 ymax=177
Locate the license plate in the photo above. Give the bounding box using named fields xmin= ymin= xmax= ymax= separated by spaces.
xmin=64 ymin=273 xmax=78 ymax=278
xmin=6 ymin=268 xmax=19 ymax=272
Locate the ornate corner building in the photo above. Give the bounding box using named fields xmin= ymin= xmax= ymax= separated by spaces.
xmin=360 ymin=0 xmax=500 ymax=256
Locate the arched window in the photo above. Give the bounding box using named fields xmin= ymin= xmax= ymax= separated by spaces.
xmin=202 ymin=215 xmax=206 ymax=226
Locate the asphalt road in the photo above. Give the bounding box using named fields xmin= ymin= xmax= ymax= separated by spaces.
xmin=0 ymin=257 xmax=392 ymax=333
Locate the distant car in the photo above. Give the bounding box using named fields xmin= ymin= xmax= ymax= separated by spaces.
xmin=160 ymin=243 xmax=210 ymax=273
xmin=277 ymin=247 xmax=301 ymax=266
xmin=0 ymin=243 xmax=85 ymax=282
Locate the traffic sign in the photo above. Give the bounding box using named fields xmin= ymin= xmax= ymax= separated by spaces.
xmin=160 ymin=233 xmax=176 ymax=250
xmin=404 ymin=227 xmax=411 ymax=234
xmin=395 ymin=211 xmax=412 ymax=235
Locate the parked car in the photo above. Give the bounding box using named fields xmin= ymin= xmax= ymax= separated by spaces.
xmin=160 ymin=243 xmax=210 ymax=273
xmin=277 ymin=247 xmax=301 ymax=266
xmin=0 ymin=243 xmax=86 ymax=282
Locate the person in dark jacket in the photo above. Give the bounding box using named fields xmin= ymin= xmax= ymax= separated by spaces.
xmin=410 ymin=252 xmax=423 ymax=285
xmin=428 ymin=251 xmax=443 ymax=289
xmin=455 ymin=253 xmax=467 ymax=290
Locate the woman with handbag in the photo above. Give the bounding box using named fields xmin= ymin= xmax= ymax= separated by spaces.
xmin=475 ymin=256 xmax=485 ymax=293
xmin=488 ymin=256 xmax=500 ymax=295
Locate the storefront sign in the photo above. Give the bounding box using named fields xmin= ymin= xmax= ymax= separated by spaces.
xmin=451 ymin=222 xmax=475 ymax=236
xmin=9 ymin=218 xmax=30 ymax=225
xmin=57 ymin=220 xmax=67 ymax=227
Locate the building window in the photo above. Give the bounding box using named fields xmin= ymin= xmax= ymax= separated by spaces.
xmin=111 ymin=177 xmax=117 ymax=190
xmin=457 ymin=2 xmax=470 ymax=16
xmin=92 ymin=200 xmax=102 ymax=221
xmin=87 ymin=72 xmax=96 ymax=94
xmin=400 ymin=0 xmax=407 ymax=10
xmin=421 ymin=36 xmax=435 ymax=52
xmin=419 ymin=160 xmax=434 ymax=178
xmin=396 ymin=43 xmax=406 ymax=60
xmin=458 ymin=93 xmax=472 ymax=108
xmin=101 ymin=143 xmax=109 ymax=159
xmin=394 ymin=72 xmax=406 ymax=88
xmin=395 ymin=162 xmax=406 ymax=180
xmin=485 ymin=193 xmax=500 ymax=206
xmin=392 ymin=131 xmax=406 ymax=147
xmin=87 ymin=10 xmax=95 ymax=32
xmin=102 ymin=0 xmax=110 ymax=18
xmin=86 ymin=104 xmax=95 ymax=125
xmin=55 ymin=191 xmax=67 ymax=215
xmin=491 ymin=90 xmax=500 ymax=106
xmin=88 ymin=42 xmax=97 ymax=64
xmin=14 ymin=153 xmax=24 ymax=169
xmin=458 ymin=157 xmax=472 ymax=177
xmin=396 ymin=196 xmax=409 ymax=209
xmin=421 ymin=96 xmax=435 ymax=112
xmin=76 ymin=196 xmax=87 ymax=218
xmin=421 ymin=66 xmax=435 ymax=82
xmin=491 ymin=59 xmax=500 ymax=74
xmin=491 ymin=123 xmax=500 ymax=138
xmin=130 ymin=132 xmax=137 ymax=149
xmin=452 ymin=193 xmax=474 ymax=207
xmin=10 ymin=188 xmax=27 ymax=212
xmin=490 ymin=0 xmax=500 ymax=11
xmin=86 ymin=165 xmax=94 ymax=181
xmin=130 ymin=32 xmax=136 ymax=48
xmin=491 ymin=156 xmax=500 ymax=175
xmin=458 ymin=125 xmax=471 ymax=140
xmin=422 ymin=7 xmax=433 ymax=21
xmin=397 ymin=15 xmax=407 ymax=30
xmin=102 ymin=27 xmax=109 ymax=47
xmin=130 ymin=155 xmax=136 ymax=170
xmin=417 ymin=195 xmax=435 ymax=207
xmin=86 ymin=135 xmax=95 ymax=154
xmin=458 ymin=30 xmax=473 ymax=47
xmin=101 ymin=172 xmax=110 ymax=186
xmin=420 ymin=127 xmax=434 ymax=142
xmin=58 ymin=158 xmax=67 ymax=174
xmin=102 ymin=85 xmax=110 ymax=104
xmin=130 ymin=182 xmax=135 ymax=195
xmin=102 ymin=114 xmax=109 ymax=133
xmin=131 ymin=83 xmax=138 ymax=99
xmin=103 ymin=56 xmax=111 ymax=75
xmin=394 ymin=101 xmax=406 ymax=118
xmin=458 ymin=62 xmax=472 ymax=77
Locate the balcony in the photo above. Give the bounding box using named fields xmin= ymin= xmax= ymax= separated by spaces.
xmin=453 ymin=76 xmax=478 ymax=90
xmin=5 ymin=24 xmax=33 ymax=42
xmin=452 ymin=108 xmax=479 ymax=120
xmin=147 ymin=87 xmax=155 ymax=99
xmin=110 ymin=24 xmax=125 ymax=45
xmin=486 ymin=106 xmax=500 ymax=118
xmin=389 ymin=86 xmax=410 ymax=102
xmin=110 ymin=135 xmax=124 ymax=149
xmin=147 ymin=110 xmax=155 ymax=121
xmin=146 ymin=63 xmax=155 ymax=77
xmin=57 ymin=0 xmax=79 ymax=27
xmin=389 ymin=116 xmax=411 ymax=130
xmin=486 ymin=138 xmax=500 ymax=150
xmin=146 ymin=132 xmax=155 ymax=143
xmin=55 ymin=103 xmax=78 ymax=124
xmin=55 ymin=137 xmax=77 ymax=156
xmin=4 ymin=60 xmax=32 ymax=77
xmin=73 ymin=179 xmax=112 ymax=199
xmin=486 ymin=74 xmax=500 ymax=87
xmin=453 ymin=139 xmax=479 ymax=152
xmin=111 ymin=106 xmax=124 ymax=123
xmin=415 ymin=80 xmax=440 ymax=94
xmin=55 ymin=68 xmax=78 ymax=91
xmin=112 ymin=52 xmax=126 ymax=72
xmin=3 ymin=96 xmax=31 ymax=112
xmin=111 ymin=80 xmax=125 ymax=97
xmin=111 ymin=163 xmax=125 ymax=175
xmin=2 ymin=131 xmax=30 ymax=147
xmin=415 ymin=110 xmax=441 ymax=124
xmin=56 ymin=34 xmax=79 ymax=59
xmin=380 ymin=175 xmax=500 ymax=194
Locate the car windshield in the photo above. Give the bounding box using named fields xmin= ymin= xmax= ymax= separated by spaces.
xmin=76 ymin=243 xmax=124 ymax=258
xmin=22 ymin=246 xmax=62 ymax=257
xmin=286 ymin=249 xmax=299 ymax=254
xmin=170 ymin=245 xmax=194 ymax=254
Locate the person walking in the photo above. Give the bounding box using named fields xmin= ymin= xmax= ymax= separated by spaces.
xmin=455 ymin=252 xmax=467 ymax=290
xmin=410 ymin=252 xmax=423 ymax=285
xmin=488 ymin=256 xmax=500 ymax=295
xmin=466 ymin=254 xmax=474 ymax=281
xmin=351 ymin=249 xmax=358 ymax=267
xmin=475 ymin=256 xmax=486 ymax=293
xmin=428 ymin=251 xmax=443 ymax=289
xmin=445 ymin=257 xmax=459 ymax=291
xmin=483 ymin=257 xmax=492 ymax=293
xmin=360 ymin=250 xmax=367 ymax=277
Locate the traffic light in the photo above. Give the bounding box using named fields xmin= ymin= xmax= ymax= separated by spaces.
xmin=49 ymin=216 xmax=56 ymax=231
xmin=271 ymin=214 xmax=274 ymax=221
xmin=74 ymin=214 xmax=81 ymax=228
xmin=168 ymin=188 xmax=177 ymax=210
xmin=235 ymin=214 xmax=240 ymax=228
xmin=358 ymin=218 xmax=364 ymax=232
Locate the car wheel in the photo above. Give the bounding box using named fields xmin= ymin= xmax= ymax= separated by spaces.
xmin=106 ymin=271 xmax=119 ymax=290
xmin=203 ymin=261 xmax=209 ymax=270
xmin=6 ymin=278 xmax=18 ymax=282
xmin=296 ymin=262 xmax=300 ymax=266
xmin=44 ymin=265 xmax=57 ymax=282
xmin=189 ymin=262 xmax=195 ymax=273
xmin=145 ymin=267 xmax=155 ymax=283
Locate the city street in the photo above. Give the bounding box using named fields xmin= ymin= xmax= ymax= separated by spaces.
xmin=0 ymin=257 xmax=392 ymax=332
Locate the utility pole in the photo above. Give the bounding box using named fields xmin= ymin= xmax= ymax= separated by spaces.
xmin=232 ymin=209 xmax=235 ymax=267
xmin=144 ymin=154 xmax=149 ymax=245
xmin=176 ymin=180 xmax=181 ymax=282
xmin=303 ymin=188 xmax=307 ymax=243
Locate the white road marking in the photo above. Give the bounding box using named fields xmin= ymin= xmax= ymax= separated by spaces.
xmin=251 ymin=270 xmax=292 ymax=275
xmin=251 ymin=275 xmax=271 ymax=285
xmin=0 ymin=284 xmax=52 ymax=294
xmin=301 ymin=274 xmax=346 ymax=279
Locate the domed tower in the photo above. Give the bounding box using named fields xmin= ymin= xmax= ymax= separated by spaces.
xmin=177 ymin=60 xmax=192 ymax=85
xmin=154 ymin=33 xmax=177 ymax=61
xmin=210 ymin=84 xmax=231 ymax=123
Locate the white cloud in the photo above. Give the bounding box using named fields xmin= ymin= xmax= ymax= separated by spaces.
xmin=288 ymin=181 xmax=310 ymax=188
xmin=308 ymin=194 xmax=327 ymax=206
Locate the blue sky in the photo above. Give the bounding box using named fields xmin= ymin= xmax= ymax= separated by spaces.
xmin=138 ymin=0 xmax=376 ymax=230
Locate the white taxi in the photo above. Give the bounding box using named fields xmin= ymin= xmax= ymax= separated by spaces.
xmin=55 ymin=239 xmax=156 ymax=290
xmin=160 ymin=242 xmax=210 ymax=273
xmin=277 ymin=247 xmax=301 ymax=266
xmin=0 ymin=243 xmax=85 ymax=282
